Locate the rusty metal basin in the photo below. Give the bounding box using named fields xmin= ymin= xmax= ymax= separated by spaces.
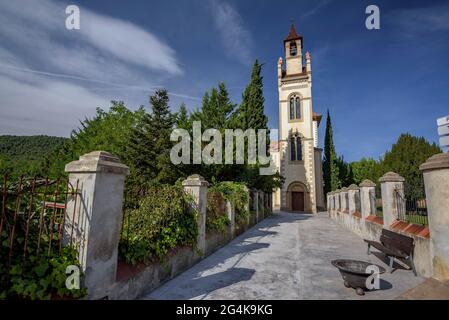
xmin=331 ymin=259 xmax=386 ymax=296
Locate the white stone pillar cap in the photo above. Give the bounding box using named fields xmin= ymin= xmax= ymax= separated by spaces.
xmin=347 ymin=184 xmax=359 ymax=191
xmin=419 ymin=153 xmax=449 ymax=172
xmin=379 ymin=171 xmax=404 ymax=183
xmin=182 ymin=174 xmax=209 ymax=187
xmin=359 ymin=179 xmax=376 ymax=187
xmin=65 ymin=151 xmax=129 ymax=175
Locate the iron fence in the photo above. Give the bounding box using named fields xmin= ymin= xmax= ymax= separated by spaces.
xmin=0 ymin=175 xmax=80 ymax=272
xmin=394 ymin=188 xmax=428 ymax=226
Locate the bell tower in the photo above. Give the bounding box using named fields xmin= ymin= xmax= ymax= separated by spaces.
xmin=272 ymin=24 xmax=325 ymax=213
xmin=284 ymin=24 xmax=303 ymax=75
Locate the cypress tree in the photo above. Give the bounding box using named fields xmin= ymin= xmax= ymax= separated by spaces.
xmin=235 ymin=60 xmax=268 ymax=132
xmin=323 ymin=110 xmax=339 ymax=193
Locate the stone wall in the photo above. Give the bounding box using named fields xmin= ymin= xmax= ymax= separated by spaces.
xmin=327 ymin=153 xmax=449 ymax=280
xmin=65 ymin=152 xmax=272 ymax=299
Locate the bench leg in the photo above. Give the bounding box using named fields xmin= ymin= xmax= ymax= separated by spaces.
xmin=389 ymin=256 xmax=395 ymax=273
xmin=367 ymin=243 xmax=371 ymax=255
xmin=408 ymin=256 xmax=417 ymax=276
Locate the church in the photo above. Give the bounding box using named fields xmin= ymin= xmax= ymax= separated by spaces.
xmin=271 ymin=24 xmax=325 ymax=213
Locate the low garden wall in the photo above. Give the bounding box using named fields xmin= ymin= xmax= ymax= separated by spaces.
xmin=108 ymin=196 xmax=264 ymax=299
xmin=59 ymin=152 xmax=273 ymax=299
xmin=326 ymin=168 xmax=446 ymax=278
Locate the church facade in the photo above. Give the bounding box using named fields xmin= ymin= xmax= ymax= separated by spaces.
xmin=271 ymin=25 xmax=325 ymax=213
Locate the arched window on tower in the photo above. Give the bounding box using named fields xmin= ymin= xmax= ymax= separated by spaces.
xmin=289 ymin=95 xmax=301 ymax=120
xmin=290 ymin=40 xmax=297 ymax=56
xmin=289 ymin=97 xmax=295 ymax=120
xmin=296 ymin=136 xmax=302 ymax=161
xmin=295 ymin=97 xmax=300 ymax=119
xmin=290 ymin=136 xmax=296 ymax=161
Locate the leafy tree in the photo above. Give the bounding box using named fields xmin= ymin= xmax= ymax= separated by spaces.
xmin=382 ymin=133 xmax=441 ymax=198
xmin=336 ymin=155 xmax=354 ymax=187
xmin=323 ymin=110 xmax=339 ymax=192
xmin=0 ymin=136 xmax=68 ymax=178
xmin=42 ymin=101 xmax=144 ymax=178
xmin=0 ymin=153 xmax=9 ymax=175
xmin=350 ymin=157 xmax=382 ymax=185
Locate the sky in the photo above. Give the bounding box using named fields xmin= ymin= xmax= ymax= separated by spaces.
xmin=0 ymin=0 xmax=448 ymax=162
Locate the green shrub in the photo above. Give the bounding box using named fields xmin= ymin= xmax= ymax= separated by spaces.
xmin=0 ymin=179 xmax=86 ymax=300
xmin=119 ymin=184 xmax=198 ymax=265
xmin=208 ymin=182 xmax=249 ymax=230
xmin=1 ymin=245 xmax=86 ymax=300
xmin=206 ymin=190 xmax=229 ymax=234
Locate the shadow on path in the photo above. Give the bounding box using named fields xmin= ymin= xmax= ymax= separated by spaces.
xmin=159 ymin=267 xmax=256 ymax=300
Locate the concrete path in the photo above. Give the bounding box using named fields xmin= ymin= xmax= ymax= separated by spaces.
xmin=143 ymin=211 xmax=424 ymax=300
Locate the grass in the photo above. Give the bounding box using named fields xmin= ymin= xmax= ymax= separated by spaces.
xmin=405 ymin=214 xmax=428 ymax=226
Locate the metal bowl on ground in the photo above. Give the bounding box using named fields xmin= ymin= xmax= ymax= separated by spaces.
xmin=331 ymin=259 xmax=386 ymax=296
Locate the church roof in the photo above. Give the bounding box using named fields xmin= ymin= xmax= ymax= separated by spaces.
xmin=284 ymin=24 xmax=303 ymax=42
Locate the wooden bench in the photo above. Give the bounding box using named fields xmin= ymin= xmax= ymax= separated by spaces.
xmin=364 ymin=229 xmax=417 ymax=276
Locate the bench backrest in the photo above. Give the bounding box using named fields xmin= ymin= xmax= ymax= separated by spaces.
xmin=380 ymin=229 xmax=414 ymax=256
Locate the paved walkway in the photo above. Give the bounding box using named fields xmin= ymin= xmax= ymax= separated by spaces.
xmin=144 ymin=211 xmax=424 ymax=300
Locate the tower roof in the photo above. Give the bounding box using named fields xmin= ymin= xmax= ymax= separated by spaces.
xmin=284 ymin=24 xmax=303 ymax=43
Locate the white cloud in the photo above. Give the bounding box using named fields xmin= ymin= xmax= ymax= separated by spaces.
xmin=301 ymin=0 xmax=333 ymax=19
xmin=0 ymin=0 xmax=190 ymax=136
xmin=210 ymin=0 xmax=253 ymax=64
xmin=0 ymin=0 xmax=182 ymax=76
xmin=0 ymin=74 xmax=108 ymax=136
xmin=390 ymin=4 xmax=449 ymax=35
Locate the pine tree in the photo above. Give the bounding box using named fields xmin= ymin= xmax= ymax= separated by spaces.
xmin=323 ymin=110 xmax=339 ymax=193
xmin=127 ymin=89 xmax=176 ymax=184
xmin=176 ymin=103 xmax=191 ymax=130
xmin=193 ymin=83 xmax=235 ymax=130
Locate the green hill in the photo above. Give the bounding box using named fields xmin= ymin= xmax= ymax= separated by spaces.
xmin=0 ymin=135 xmax=69 ymax=177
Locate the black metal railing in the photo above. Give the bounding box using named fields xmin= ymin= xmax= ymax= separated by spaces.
xmin=394 ymin=188 xmax=428 ymax=226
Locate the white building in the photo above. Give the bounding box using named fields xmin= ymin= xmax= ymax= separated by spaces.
xmin=271 ymin=24 xmax=325 ymax=213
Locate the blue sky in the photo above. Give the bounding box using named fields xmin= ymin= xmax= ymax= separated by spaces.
xmin=0 ymin=0 xmax=448 ymax=162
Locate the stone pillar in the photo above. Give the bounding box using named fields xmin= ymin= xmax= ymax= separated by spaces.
xmin=330 ymin=192 xmax=335 ymax=212
xmin=347 ymin=184 xmax=360 ymax=214
xmin=258 ymin=191 xmax=264 ymax=220
xmin=341 ymin=187 xmax=348 ymax=212
xmin=182 ymin=174 xmax=209 ymax=256
xmin=253 ymin=190 xmax=259 ymax=223
xmin=225 ymin=200 xmax=235 ymax=238
xmin=359 ymin=179 xmax=376 ymax=219
xmin=335 ymin=189 xmax=340 ymax=211
xmin=64 ymin=151 xmax=129 ymax=299
xmin=420 ymin=153 xmax=449 ymax=280
xmin=243 ymin=186 xmax=250 ymax=225
xmin=379 ymin=172 xmax=405 ymax=228
xmin=328 ymin=192 xmax=335 ymax=215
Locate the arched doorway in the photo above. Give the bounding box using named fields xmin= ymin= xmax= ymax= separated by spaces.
xmin=286 ymin=181 xmax=308 ymax=212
